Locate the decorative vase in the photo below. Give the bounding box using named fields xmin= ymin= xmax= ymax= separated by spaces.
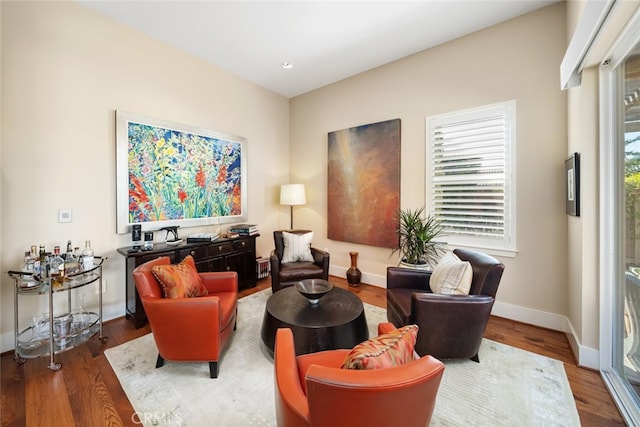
xmin=346 ymin=251 xmax=362 ymax=287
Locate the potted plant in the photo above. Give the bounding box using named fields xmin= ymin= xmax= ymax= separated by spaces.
xmin=392 ymin=206 xmax=445 ymax=269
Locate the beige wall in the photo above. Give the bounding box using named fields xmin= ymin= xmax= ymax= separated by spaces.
xmin=0 ymin=1 xmax=584 ymax=355
xmin=290 ymin=3 xmax=569 ymax=323
xmin=566 ymin=63 xmax=600 ymax=358
xmin=0 ymin=1 xmax=290 ymax=350
xmin=563 ymin=0 xmax=640 ymax=366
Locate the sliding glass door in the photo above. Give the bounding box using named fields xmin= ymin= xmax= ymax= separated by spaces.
xmin=622 ymin=45 xmax=640 ymax=410
xmin=601 ymin=17 xmax=640 ymax=425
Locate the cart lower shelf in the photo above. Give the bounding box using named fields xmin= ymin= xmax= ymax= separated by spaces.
xmin=16 ymin=311 xmax=101 ymax=359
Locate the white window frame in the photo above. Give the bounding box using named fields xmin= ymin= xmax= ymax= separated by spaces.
xmin=426 ymin=100 xmax=516 ymax=257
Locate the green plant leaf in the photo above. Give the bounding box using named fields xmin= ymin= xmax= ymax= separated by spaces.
xmin=391 ymin=206 xmax=445 ymax=267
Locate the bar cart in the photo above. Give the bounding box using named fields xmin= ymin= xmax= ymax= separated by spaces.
xmin=8 ymin=256 xmax=108 ymax=370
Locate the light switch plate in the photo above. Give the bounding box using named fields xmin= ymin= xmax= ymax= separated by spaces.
xmin=58 ymin=209 xmax=72 ymax=223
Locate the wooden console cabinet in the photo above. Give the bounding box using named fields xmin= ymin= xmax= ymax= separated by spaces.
xmin=117 ymin=235 xmax=258 ymax=328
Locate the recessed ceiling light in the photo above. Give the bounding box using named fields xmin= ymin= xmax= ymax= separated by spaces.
xmin=281 ymin=62 xmax=293 ymax=70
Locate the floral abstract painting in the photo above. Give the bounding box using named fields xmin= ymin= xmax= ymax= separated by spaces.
xmin=327 ymin=119 xmax=400 ymax=248
xmin=116 ymin=111 xmax=246 ymax=233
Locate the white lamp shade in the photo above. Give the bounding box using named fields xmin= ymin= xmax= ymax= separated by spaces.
xmin=280 ymin=184 xmax=306 ymax=206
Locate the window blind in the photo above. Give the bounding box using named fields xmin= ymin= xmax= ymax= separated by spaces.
xmin=430 ymin=114 xmax=506 ymax=239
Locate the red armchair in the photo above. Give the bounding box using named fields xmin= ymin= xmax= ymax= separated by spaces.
xmin=274 ymin=323 xmax=445 ymax=427
xmin=132 ymin=256 xmax=238 ymax=378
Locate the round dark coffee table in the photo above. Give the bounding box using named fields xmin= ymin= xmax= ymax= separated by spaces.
xmin=261 ymin=285 xmax=369 ymax=355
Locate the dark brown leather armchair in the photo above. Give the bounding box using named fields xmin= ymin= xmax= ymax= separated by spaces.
xmin=386 ymin=248 xmax=504 ymax=362
xmin=132 ymin=256 xmax=238 ymax=378
xmin=270 ymin=230 xmax=330 ymax=293
xmin=274 ymin=323 xmax=444 ymax=427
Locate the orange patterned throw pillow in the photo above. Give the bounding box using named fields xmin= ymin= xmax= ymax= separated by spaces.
xmin=151 ymin=255 xmax=208 ymax=299
xmin=341 ymin=324 xmax=419 ymax=370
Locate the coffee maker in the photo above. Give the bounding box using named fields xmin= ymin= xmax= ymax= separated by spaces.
xmin=131 ymin=224 xmax=142 ymax=250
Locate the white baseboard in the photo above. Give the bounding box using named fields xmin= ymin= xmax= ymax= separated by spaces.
xmin=491 ymin=300 xmax=569 ymax=332
xmin=488 ymin=300 xmax=600 ymax=369
xmin=330 ymin=266 xmax=386 ymax=288
xmin=0 ymin=302 xmax=125 ymax=354
xmin=565 ymin=318 xmax=600 ymax=369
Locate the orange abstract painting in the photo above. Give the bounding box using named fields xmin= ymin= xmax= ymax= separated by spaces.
xmin=327 ymin=119 xmax=400 ymax=248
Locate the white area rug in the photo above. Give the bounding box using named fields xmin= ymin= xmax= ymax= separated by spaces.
xmin=105 ymin=289 xmax=580 ymax=426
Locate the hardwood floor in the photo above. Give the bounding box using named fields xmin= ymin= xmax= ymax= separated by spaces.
xmin=1 ymin=276 xmax=625 ymax=426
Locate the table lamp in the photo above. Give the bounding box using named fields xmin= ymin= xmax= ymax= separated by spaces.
xmin=280 ymin=184 xmax=306 ymax=229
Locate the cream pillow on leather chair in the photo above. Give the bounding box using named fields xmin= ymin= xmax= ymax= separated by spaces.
xmin=281 ymin=231 xmax=314 ymax=263
xmin=429 ymin=252 xmax=473 ymax=295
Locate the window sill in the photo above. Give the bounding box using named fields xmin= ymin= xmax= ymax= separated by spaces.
xmin=444 ymin=243 xmax=517 ymax=259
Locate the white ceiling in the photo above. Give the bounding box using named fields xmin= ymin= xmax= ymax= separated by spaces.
xmin=78 ymin=0 xmax=558 ymax=98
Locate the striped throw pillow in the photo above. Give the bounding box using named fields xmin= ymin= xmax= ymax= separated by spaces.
xmin=151 ymin=255 xmax=208 ymax=299
xmin=281 ymin=231 xmax=314 ymax=263
xmin=341 ymin=324 xmax=418 ymax=370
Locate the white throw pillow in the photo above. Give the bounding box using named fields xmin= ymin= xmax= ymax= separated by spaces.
xmin=281 ymin=231 xmax=314 ymax=263
xmin=429 ymin=252 xmax=473 ymax=295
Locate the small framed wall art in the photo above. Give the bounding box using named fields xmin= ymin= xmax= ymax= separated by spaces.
xmin=565 ymin=152 xmax=580 ymax=216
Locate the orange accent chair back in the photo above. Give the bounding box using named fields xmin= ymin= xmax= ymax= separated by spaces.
xmin=132 ymin=256 xmax=238 ymax=378
xmin=274 ymin=323 xmax=445 ymax=427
